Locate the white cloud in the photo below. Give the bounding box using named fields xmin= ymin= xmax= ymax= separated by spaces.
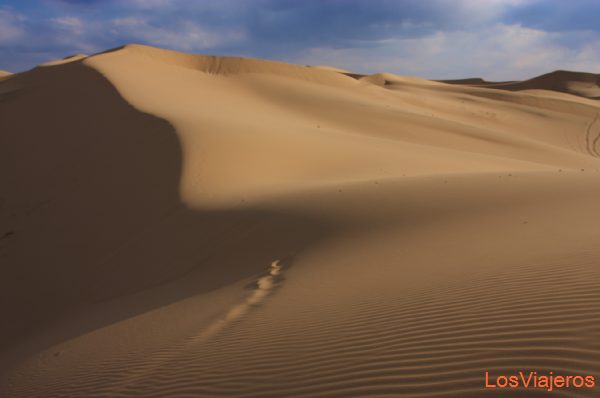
xmin=0 ymin=9 xmax=25 ymax=44
xmin=128 ymin=0 xmax=175 ymax=8
xmin=111 ymin=16 xmax=144 ymax=28
xmin=292 ymin=24 xmax=600 ymax=80
xmin=111 ymin=17 xmax=244 ymax=51
xmin=48 ymin=15 xmax=98 ymax=53
xmin=52 ymin=16 xmax=84 ymax=35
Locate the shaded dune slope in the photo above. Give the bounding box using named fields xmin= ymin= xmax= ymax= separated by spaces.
xmin=5 ymin=173 xmax=600 ymax=398
xmin=438 ymin=77 xmax=494 ymax=85
xmin=2 ymin=45 xmax=600 ymax=397
xmin=0 ymin=57 xmax=325 ymax=349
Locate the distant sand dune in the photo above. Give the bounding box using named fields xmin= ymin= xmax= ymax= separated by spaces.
xmin=440 ymin=70 xmax=600 ymax=100
xmin=308 ymin=65 xmax=352 ymax=73
xmin=1 ymin=45 xmax=600 ymax=397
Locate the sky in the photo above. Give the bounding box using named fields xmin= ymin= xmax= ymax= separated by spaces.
xmin=1 ymin=0 xmax=599 ymax=79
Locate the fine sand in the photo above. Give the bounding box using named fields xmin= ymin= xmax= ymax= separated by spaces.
xmin=1 ymin=44 xmax=600 ymax=397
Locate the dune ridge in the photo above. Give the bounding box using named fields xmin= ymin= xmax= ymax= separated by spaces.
xmin=1 ymin=45 xmax=600 ymax=397
xmin=39 ymin=54 xmax=89 ymax=67
xmin=101 ymin=44 xmax=355 ymax=87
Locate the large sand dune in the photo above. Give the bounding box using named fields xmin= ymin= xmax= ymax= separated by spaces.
xmin=1 ymin=44 xmax=600 ymax=397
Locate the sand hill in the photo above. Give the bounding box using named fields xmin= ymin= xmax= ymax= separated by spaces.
xmin=441 ymin=70 xmax=600 ymax=99
xmin=439 ymin=77 xmax=491 ymax=85
xmin=1 ymin=44 xmax=600 ymax=397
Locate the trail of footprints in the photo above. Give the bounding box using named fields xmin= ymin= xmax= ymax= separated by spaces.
xmin=6 ymin=260 xmax=286 ymax=398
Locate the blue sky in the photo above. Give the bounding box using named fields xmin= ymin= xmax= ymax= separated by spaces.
xmin=1 ymin=0 xmax=599 ymax=79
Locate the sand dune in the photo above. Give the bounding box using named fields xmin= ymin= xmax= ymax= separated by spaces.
xmin=438 ymin=77 xmax=492 ymax=85
xmin=502 ymin=70 xmax=600 ymax=99
xmin=39 ymin=54 xmax=89 ymax=67
xmin=440 ymin=70 xmax=600 ymax=100
xmin=436 ymin=77 xmax=521 ymax=86
xmin=308 ymin=65 xmax=352 ymax=73
xmin=1 ymin=45 xmax=600 ymax=397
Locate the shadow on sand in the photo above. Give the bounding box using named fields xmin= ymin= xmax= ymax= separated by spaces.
xmin=0 ymin=59 xmax=328 ymax=360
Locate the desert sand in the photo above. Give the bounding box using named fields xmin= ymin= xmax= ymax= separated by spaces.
xmin=1 ymin=44 xmax=600 ymax=397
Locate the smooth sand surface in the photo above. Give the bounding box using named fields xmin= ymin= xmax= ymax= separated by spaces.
xmin=1 ymin=44 xmax=600 ymax=397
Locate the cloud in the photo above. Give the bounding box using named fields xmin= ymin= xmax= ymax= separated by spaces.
xmin=0 ymin=0 xmax=599 ymax=77
xmin=47 ymin=15 xmax=99 ymax=53
xmin=292 ymin=24 xmax=600 ymax=80
xmin=504 ymin=0 xmax=600 ymax=32
xmin=110 ymin=16 xmax=244 ymax=51
xmin=52 ymin=16 xmax=84 ymax=34
xmin=0 ymin=9 xmax=25 ymax=45
xmin=51 ymin=0 xmax=105 ymax=4
xmin=128 ymin=0 xmax=175 ymax=8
